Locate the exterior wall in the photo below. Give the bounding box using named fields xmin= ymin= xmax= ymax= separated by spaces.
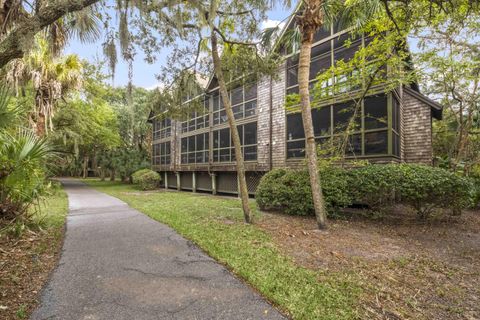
xmin=401 ymin=92 xmax=433 ymax=164
xmin=257 ymin=62 xmax=287 ymax=171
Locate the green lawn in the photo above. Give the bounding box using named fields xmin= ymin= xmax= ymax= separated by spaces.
xmin=85 ymin=180 xmax=362 ymax=320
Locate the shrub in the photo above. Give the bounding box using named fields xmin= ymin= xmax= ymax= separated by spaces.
xmin=257 ymin=164 xmax=473 ymax=219
xmin=394 ymin=164 xmax=472 ymax=218
xmin=349 ymin=164 xmax=403 ymax=215
xmin=131 ymin=169 xmax=161 ymax=190
xmin=256 ymin=168 xmax=353 ymax=216
xmin=255 ymin=169 xmax=287 ymax=211
xmin=351 ymin=164 xmax=473 ymax=218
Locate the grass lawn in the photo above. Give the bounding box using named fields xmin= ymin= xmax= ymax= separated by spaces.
xmin=85 ymin=180 xmax=362 ymax=320
xmin=0 ymin=184 xmax=69 ymax=319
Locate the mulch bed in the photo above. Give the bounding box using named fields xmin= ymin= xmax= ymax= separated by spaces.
xmin=258 ymin=208 xmax=480 ymax=320
xmin=0 ymin=228 xmax=64 ymax=319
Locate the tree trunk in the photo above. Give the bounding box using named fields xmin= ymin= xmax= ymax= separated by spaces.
xmin=110 ymin=170 xmax=115 ymax=181
xmin=100 ymin=169 xmax=106 ymax=181
xmin=35 ymin=112 xmax=46 ymax=137
xmin=82 ymin=156 xmax=89 ymax=179
xmin=210 ymin=32 xmax=252 ymax=223
xmin=298 ymin=2 xmax=328 ymax=229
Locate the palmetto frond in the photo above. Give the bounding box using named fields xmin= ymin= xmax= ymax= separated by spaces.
xmin=66 ymin=6 xmax=101 ymax=44
xmin=2 ymin=129 xmax=52 ymax=163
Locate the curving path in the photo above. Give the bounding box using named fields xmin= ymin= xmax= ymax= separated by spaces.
xmin=31 ymin=179 xmax=285 ymax=320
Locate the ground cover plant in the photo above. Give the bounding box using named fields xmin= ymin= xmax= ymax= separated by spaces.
xmin=0 ymin=184 xmax=68 ymax=319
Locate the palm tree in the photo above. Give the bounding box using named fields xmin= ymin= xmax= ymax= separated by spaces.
xmin=7 ymin=36 xmax=83 ymax=136
xmin=293 ymin=0 xmax=381 ymax=229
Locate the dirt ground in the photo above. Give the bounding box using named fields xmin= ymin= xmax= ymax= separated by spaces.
xmin=258 ymin=207 xmax=480 ymax=320
xmin=0 ymin=229 xmax=64 ymax=320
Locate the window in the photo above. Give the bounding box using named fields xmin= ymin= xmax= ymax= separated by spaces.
xmin=364 ymin=95 xmax=388 ymax=129
xmin=286 ymin=29 xmax=369 ymax=104
xmin=152 ymin=141 xmax=171 ymax=165
xmin=212 ymin=83 xmax=257 ymax=125
xmin=213 ymin=122 xmax=257 ymax=162
xmin=286 ymin=93 xmax=394 ymax=159
xmin=181 ymin=133 xmax=209 ymax=164
xmin=181 ymin=97 xmax=210 ymax=133
xmin=153 ymin=118 xmax=171 ymax=140
xmin=333 ymin=101 xmax=359 ymax=133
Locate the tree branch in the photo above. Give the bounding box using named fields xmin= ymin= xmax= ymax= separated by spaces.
xmin=0 ymin=0 xmax=100 ymax=68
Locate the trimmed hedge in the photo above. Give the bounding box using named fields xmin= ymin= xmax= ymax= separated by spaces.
xmin=131 ymin=169 xmax=161 ymax=190
xmin=256 ymin=167 xmax=352 ymax=216
xmin=256 ymin=164 xmax=474 ymax=219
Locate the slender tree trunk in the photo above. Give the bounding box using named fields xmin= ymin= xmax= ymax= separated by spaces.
xmin=82 ymin=156 xmax=89 ymax=179
xmin=110 ymin=170 xmax=115 ymax=181
xmin=100 ymin=169 xmax=106 ymax=181
xmin=210 ymin=32 xmax=252 ymax=223
xmin=298 ymin=0 xmax=328 ymax=229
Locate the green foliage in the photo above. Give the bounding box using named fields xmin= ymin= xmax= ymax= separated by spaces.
xmin=0 ymin=130 xmax=52 ymax=224
xmin=256 ymin=168 xmax=353 ymax=216
xmin=393 ymin=164 xmax=472 ymax=218
xmin=132 ymin=169 xmax=161 ymax=190
xmin=349 ymin=164 xmax=403 ymax=214
xmin=471 ymin=177 xmax=480 ymax=209
xmin=257 ymin=164 xmax=474 ymax=219
xmin=0 ymin=88 xmax=54 ymax=226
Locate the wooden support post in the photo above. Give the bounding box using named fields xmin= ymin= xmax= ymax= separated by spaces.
xmin=164 ymin=172 xmax=168 ymax=189
xmin=192 ymin=172 xmax=197 ymax=193
xmin=176 ymin=172 xmax=181 ymax=191
xmin=211 ymin=174 xmax=217 ymax=195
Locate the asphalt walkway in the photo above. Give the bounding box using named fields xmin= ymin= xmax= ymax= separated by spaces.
xmin=31 ymin=179 xmax=285 ymax=320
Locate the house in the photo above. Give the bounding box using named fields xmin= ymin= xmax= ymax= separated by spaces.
xmin=150 ymin=13 xmax=443 ymax=195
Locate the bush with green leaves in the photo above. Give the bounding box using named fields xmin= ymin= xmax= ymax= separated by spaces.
xmin=131 ymin=169 xmax=161 ymax=190
xmin=256 ymin=168 xmax=353 ymax=216
xmin=396 ymin=164 xmax=473 ymax=218
xmin=349 ymin=164 xmax=404 ymax=214
xmin=257 ymin=164 xmax=474 ymax=219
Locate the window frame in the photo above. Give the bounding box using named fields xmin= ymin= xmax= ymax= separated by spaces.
xmin=152 ymin=141 xmax=171 ymax=165
xmin=211 ymin=83 xmax=258 ymax=126
xmin=180 ymin=132 xmax=210 ymax=164
xmin=285 ymin=92 xmax=398 ymax=160
xmin=212 ymin=121 xmax=258 ymax=163
xmin=153 ymin=118 xmax=171 ymax=140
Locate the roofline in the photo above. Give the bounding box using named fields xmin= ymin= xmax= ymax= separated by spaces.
xmin=404 ymin=86 xmax=443 ymax=120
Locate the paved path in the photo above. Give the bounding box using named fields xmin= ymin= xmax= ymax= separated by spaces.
xmin=32 ymin=179 xmax=285 ymax=320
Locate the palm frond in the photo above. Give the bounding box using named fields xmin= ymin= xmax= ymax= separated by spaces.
xmin=66 ymin=6 xmax=101 ymax=44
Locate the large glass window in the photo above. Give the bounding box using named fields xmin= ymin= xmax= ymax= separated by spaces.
xmin=181 ymin=97 xmax=210 ymax=133
xmin=286 ymin=93 xmax=396 ymax=159
xmin=212 ymin=83 xmax=257 ymax=125
xmin=153 ymin=118 xmax=171 ymax=140
xmin=286 ymin=29 xmax=365 ymax=101
xmin=181 ymin=133 xmax=209 ymax=164
xmin=213 ymin=122 xmax=257 ymax=162
xmin=152 ymin=141 xmax=171 ymax=165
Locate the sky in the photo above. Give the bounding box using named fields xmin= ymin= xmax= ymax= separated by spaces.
xmin=65 ymin=5 xmax=292 ymax=89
